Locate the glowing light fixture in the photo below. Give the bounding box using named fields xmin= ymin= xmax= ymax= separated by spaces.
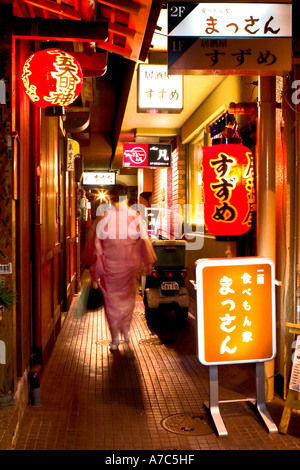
xmin=22 ymin=48 xmax=83 ymax=114
xmin=96 ymin=190 xmax=107 ymax=202
xmin=202 ymin=143 xmax=255 ymax=236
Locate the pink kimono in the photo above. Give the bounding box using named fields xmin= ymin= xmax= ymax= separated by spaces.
xmin=82 ymin=203 xmax=156 ymax=344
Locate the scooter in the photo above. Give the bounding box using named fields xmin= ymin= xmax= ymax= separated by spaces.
xmin=143 ymin=239 xmax=189 ymax=326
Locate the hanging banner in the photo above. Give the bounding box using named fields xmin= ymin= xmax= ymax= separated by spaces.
xmin=123 ymin=143 xmax=171 ymax=168
xmin=167 ymin=2 xmax=292 ymax=75
xmin=195 ymin=257 xmax=276 ymax=366
xmin=67 ymin=138 xmax=80 ymax=171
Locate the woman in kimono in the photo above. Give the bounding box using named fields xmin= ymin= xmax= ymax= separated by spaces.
xmin=83 ymin=185 xmax=156 ymax=350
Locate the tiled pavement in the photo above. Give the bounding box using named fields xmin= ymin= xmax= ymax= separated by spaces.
xmin=12 ymin=294 xmax=300 ymax=451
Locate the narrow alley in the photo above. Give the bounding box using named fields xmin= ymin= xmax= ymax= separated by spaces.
xmin=12 ymin=294 xmax=300 ymax=451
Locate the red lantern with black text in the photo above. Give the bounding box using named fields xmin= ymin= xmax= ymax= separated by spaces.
xmin=21 ymin=48 xmax=83 ymax=112
xmin=202 ymin=144 xmax=255 ymax=236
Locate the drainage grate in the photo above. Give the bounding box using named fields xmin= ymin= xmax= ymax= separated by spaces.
xmin=161 ymin=413 xmax=214 ymax=436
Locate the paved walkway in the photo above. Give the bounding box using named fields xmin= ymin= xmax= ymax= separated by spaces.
xmin=13 ymin=294 xmax=300 ymax=451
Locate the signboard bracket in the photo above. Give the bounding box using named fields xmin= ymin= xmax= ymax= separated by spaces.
xmin=204 ymin=363 xmax=278 ymax=437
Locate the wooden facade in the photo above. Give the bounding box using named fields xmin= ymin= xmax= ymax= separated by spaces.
xmin=0 ymin=33 xmax=79 ymax=400
xmin=0 ymin=0 xmax=160 ymax=411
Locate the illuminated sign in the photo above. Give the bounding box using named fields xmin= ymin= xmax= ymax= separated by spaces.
xmin=195 ymin=257 xmax=276 ymax=365
xmin=67 ymin=139 xmax=80 ymax=171
xmin=123 ymin=143 xmax=171 ymax=168
xmin=168 ymin=3 xmax=292 ymax=38
xmin=167 ymin=2 xmax=292 ymax=74
xmin=82 ymin=172 xmax=115 ymax=186
xmin=22 ymin=48 xmax=83 ymax=108
xmin=138 ymin=64 xmax=183 ymax=113
xmin=202 ymin=143 xmax=255 ymax=236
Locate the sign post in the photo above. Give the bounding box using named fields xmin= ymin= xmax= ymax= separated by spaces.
xmin=195 ymin=257 xmax=278 ymax=436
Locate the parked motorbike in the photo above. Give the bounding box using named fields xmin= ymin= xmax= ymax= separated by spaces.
xmin=143 ymin=239 xmax=189 ymax=326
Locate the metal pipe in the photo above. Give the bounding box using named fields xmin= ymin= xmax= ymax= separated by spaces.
xmin=257 ymin=76 xmax=276 ymax=401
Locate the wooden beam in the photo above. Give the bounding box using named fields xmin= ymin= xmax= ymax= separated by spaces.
xmin=108 ymin=21 xmax=136 ymax=39
xmin=97 ymin=0 xmax=140 ymax=15
xmin=12 ymin=17 xmax=108 ymax=42
xmin=13 ymin=0 xmax=29 ymax=17
xmin=96 ymin=40 xmax=132 ymax=59
xmin=24 ymin=0 xmax=82 ymax=20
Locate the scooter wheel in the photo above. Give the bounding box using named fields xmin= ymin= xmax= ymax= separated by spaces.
xmin=175 ymin=306 xmax=189 ymax=327
xmin=143 ymin=294 xmax=158 ymax=326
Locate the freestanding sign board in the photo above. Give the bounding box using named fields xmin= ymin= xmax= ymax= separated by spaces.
xmin=196 ymin=257 xmax=276 ymax=365
xmin=195 ymin=256 xmax=277 ymax=436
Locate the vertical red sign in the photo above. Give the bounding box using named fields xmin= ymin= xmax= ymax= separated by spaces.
xmin=202 ymin=144 xmax=255 ymax=236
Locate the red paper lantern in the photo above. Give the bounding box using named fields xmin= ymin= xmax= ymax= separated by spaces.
xmin=202 ymin=143 xmax=255 ymax=236
xmin=21 ymin=48 xmax=83 ymax=109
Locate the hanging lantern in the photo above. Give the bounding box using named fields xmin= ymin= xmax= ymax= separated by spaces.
xmin=21 ymin=48 xmax=83 ymax=115
xmin=202 ymin=143 xmax=255 ymax=236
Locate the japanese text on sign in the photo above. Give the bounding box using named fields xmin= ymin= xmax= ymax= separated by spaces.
xmin=82 ymin=172 xmax=116 ymax=186
xmin=168 ymin=37 xmax=291 ymax=73
xmin=138 ymin=64 xmax=183 ymax=112
xmin=168 ymin=3 xmax=292 ymax=38
xmin=123 ymin=143 xmax=171 ymax=168
xmin=204 ymin=46 xmax=276 ymax=67
xmin=196 ymin=257 xmax=276 ymax=365
xmin=167 ymin=3 xmax=292 ymax=74
xmin=44 ymin=50 xmax=82 ymax=106
xmin=209 ymin=148 xmax=254 ymax=225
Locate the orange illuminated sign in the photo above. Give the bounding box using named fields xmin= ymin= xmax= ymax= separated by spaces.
xmin=196 ymin=257 xmax=276 ymax=365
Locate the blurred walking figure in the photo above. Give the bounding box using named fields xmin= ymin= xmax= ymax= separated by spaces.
xmin=83 ymin=185 xmax=156 ymax=351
